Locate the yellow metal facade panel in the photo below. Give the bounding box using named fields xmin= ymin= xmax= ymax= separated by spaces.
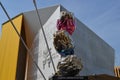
xmin=114 ymin=66 xmax=120 ymax=78
xmin=0 ymin=15 xmax=23 ymax=80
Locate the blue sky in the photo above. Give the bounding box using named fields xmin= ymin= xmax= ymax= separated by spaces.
xmin=0 ymin=0 xmax=120 ymax=66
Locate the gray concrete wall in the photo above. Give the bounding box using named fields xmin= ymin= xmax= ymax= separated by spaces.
xmin=72 ymin=18 xmax=114 ymax=76
xmin=60 ymin=5 xmax=115 ymax=76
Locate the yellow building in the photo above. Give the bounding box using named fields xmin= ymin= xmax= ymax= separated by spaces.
xmin=0 ymin=14 xmax=27 ymax=80
xmin=114 ymin=66 xmax=120 ymax=78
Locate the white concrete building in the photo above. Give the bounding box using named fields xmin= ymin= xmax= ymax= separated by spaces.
xmin=22 ymin=5 xmax=115 ymax=80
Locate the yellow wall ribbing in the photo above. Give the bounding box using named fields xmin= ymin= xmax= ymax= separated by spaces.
xmin=114 ymin=66 xmax=120 ymax=78
xmin=0 ymin=15 xmax=23 ymax=80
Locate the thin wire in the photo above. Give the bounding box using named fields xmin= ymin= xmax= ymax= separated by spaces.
xmin=33 ymin=0 xmax=56 ymax=73
xmin=0 ymin=2 xmax=46 ymax=80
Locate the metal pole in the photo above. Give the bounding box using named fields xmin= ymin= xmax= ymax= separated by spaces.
xmin=33 ymin=0 xmax=56 ymax=73
xmin=0 ymin=2 xmax=46 ymax=80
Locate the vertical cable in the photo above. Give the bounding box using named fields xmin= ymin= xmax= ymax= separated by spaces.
xmin=0 ymin=2 xmax=46 ymax=80
xmin=33 ymin=0 xmax=56 ymax=73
